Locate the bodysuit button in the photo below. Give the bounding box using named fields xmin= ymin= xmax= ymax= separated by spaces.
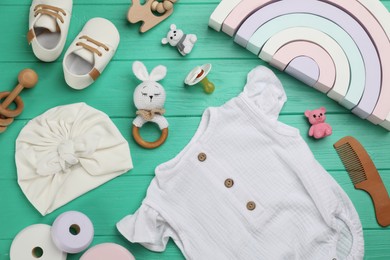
xmin=198 ymin=152 xmax=207 ymax=162
xmin=247 ymin=201 xmax=256 ymax=211
xmin=224 ymin=178 xmax=234 ymax=188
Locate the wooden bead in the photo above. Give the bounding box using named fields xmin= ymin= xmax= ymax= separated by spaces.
xmin=151 ymin=1 xmax=158 ymax=11
xmin=168 ymin=0 xmax=177 ymax=3
xmin=163 ymin=1 xmax=173 ymax=10
xmin=156 ymin=2 xmax=165 ymax=13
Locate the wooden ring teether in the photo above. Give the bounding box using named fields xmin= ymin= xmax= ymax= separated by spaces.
xmin=0 ymin=116 xmax=14 ymax=127
xmin=0 ymin=69 xmax=38 ymax=133
xmin=132 ymin=125 xmax=168 ymax=149
xmin=0 ymin=92 xmax=24 ymax=118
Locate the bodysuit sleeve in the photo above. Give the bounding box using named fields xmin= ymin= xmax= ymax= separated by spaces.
xmin=243 ymin=66 xmax=287 ymax=119
xmin=117 ymin=204 xmax=178 ymax=252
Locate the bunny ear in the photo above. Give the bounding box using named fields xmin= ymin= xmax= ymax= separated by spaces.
xmin=149 ymin=65 xmax=167 ymax=82
xmin=132 ymin=61 xmax=149 ymax=81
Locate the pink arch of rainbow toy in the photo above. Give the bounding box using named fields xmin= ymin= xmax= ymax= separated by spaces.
xmin=259 ymin=27 xmax=349 ymax=95
xmin=221 ymin=0 xmax=390 ymax=127
xmin=271 ymin=41 xmax=336 ymax=94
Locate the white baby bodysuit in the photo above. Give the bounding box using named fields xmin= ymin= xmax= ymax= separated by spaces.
xmin=117 ymin=66 xmax=364 ymax=260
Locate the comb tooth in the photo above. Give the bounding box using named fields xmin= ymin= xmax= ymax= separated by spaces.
xmin=347 ymin=172 xmax=367 ymax=185
xmin=335 ymin=142 xmax=368 ymax=185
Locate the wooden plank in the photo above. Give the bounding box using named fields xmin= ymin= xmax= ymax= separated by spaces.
xmin=0 ymin=5 xmax=253 ymax=62
xmin=2 ymin=113 xmax=390 ymax=180
xmin=2 ymin=229 xmax=390 ymax=259
xmin=0 ymin=0 xmax=390 ymax=259
xmin=0 ymin=236 xmax=185 ymax=260
xmin=0 ymin=176 xmax=389 ymax=258
xmin=0 ymin=60 xmax=347 ymax=119
xmin=0 ymin=170 xmax=390 ymax=235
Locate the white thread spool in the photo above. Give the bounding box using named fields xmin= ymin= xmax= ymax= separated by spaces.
xmin=10 ymin=224 xmax=67 ymax=260
xmin=51 ymin=211 xmax=94 ymax=254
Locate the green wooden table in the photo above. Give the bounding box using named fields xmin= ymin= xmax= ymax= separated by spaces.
xmin=1 ymin=1 xmax=390 ymax=259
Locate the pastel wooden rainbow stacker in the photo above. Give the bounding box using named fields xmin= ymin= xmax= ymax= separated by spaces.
xmin=234 ymin=2 xmax=369 ymax=108
xmin=209 ymin=0 xmax=390 ymax=131
xmin=229 ymin=0 xmax=380 ymax=118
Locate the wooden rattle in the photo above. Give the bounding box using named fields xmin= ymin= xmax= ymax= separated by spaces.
xmin=131 ymin=61 xmax=169 ymax=149
xmin=184 ymin=64 xmax=215 ymax=93
xmin=0 ymin=69 xmax=38 ymax=133
xmin=128 ymin=0 xmax=177 ymax=33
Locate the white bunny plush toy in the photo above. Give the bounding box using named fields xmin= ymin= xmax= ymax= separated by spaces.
xmin=132 ymin=61 xmax=169 ymax=148
xmin=161 ymin=24 xmax=197 ymax=56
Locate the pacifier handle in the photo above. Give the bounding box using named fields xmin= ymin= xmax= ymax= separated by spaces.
xmin=132 ymin=125 xmax=168 ymax=149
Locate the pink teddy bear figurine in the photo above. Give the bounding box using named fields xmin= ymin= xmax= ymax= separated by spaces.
xmin=304 ymin=107 xmax=332 ymax=139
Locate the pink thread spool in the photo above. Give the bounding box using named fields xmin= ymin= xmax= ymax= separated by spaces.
xmin=80 ymin=243 xmax=135 ymax=260
xmin=51 ymin=211 xmax=94 ymax=254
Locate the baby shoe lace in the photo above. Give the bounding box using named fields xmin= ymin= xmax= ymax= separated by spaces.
xmin=34 ymin=4 xmax=66 ymax=24
xmin=76 ymin=36 xmax=110 ymax=57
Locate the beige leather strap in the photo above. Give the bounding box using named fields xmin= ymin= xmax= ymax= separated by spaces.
xmin=89 ymin=68 xmax=100 ymax=81
xmin=27 ymin=29 xmax=35 ymax=44
xmin=79 ymin=36 xmax=109 ymax=51
xmin=33 ymin=4 xmax=66 ymax=23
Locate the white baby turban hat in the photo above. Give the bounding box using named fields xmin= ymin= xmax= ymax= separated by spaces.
xmin=15 ymin=103 xmax=133 ymax=216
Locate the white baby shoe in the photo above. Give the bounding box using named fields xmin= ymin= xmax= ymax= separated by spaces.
xmin=63 ymin=18 xmax=120 ymax=90
xmin=28 ymin=0 xmax=72 ymax=62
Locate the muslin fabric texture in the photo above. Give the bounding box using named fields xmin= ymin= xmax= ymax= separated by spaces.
xmin=117 ymin=66 xmax=364 ymax=260
xmin=15 ymin=103 xmax=133 ymax=216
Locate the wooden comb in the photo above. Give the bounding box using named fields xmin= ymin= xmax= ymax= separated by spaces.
xmin=334 ymin=136 xmax=390 ymax=227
